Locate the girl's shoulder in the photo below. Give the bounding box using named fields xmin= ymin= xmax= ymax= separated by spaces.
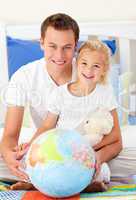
xmin=97 ymin=83 xmax=114 ymax=91
xmin=96 ymin=83 xmax=115 ymax=97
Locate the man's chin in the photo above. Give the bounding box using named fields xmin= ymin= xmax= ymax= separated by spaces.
xmin=47 ymin=61 xmax=71 ymax=70
xmin=53 ymin=62 xmax=69 ymax=69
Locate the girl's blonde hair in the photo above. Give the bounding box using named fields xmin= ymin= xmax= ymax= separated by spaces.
xmin=77 ymin=40 xmax=111 ymax=84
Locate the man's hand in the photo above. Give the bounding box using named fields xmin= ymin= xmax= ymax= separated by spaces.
xmin=0 ymin=106 xmax=29 ymax=180
xmin=14 ymin=143 xmax=30 ymax=159
xmin=93 ymin=151 xmax=102 ymax=181
xmin=2 ymin=148 xmax=29 ymax=181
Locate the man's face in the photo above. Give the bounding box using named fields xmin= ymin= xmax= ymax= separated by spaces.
xmin=40 ymin=26 xmax=76 ymax=71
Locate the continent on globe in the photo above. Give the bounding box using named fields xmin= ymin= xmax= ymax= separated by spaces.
xmin=25 ymin=129 xmax=96 ymax=198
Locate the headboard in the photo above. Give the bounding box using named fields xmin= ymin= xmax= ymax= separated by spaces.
xmin=0 ymin=21 xmax=136 ymax=125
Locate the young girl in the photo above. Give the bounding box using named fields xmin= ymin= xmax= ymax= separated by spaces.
xmin=11 ymin=40 xmax=121 ymax=191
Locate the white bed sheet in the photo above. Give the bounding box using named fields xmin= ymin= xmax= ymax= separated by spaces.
xmin=121 ymin=125 xmax=136 ymax=148
xmin=0 ymin=125 xmax=136 ymax=180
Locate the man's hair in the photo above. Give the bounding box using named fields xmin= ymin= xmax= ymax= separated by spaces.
xmin=41 ymin=13 xmax=79 ymax=44
xmin=77 ymin=40 xmax=111 ymax=84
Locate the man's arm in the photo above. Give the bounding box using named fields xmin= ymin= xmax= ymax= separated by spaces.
xmin=29 ymin=111 xmax=58 ymax=144
xmin=1 ymin=106 xmax=24 ymax=149
xmin=95 ymin=139 xmax=122 ymax=164
xmin=0 ymin=106 xmax=28 ymax=179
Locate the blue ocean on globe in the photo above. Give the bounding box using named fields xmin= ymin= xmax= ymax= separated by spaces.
xmin=25 ymin=129 xmax=95 ymax=197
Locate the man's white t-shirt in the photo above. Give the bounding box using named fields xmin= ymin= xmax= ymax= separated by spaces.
xmin=48 ymin=83 xmax=117 ymax=129
xmin=5 ymin=58 xmax=77 ymax=128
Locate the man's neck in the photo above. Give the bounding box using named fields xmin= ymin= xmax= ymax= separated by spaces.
xmin=46 ymin=65 xmax=72 ymax=86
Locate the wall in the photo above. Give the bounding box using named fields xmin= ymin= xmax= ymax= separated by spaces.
xmin=0 ymin=0 xmax=136 ymax=124
xmin=0 ymin=0 xmax=136 ymax=24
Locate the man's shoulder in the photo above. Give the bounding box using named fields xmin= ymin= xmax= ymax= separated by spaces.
xmin=50 ymin=84 xmax=67 ymax=100
xmin=10 ymin=58 xmax=45 ymax=79
xmin=19 ymin=58 xmax=45 ymax=72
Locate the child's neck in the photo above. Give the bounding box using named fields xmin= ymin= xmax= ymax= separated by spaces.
xmin=68 ymin=81 xmax=96 ymax=97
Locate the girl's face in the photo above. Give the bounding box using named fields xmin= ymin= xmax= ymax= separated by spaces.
xmin=77 ymin=49 xmax=107 ymax=86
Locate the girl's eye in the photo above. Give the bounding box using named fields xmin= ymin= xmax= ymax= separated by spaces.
xmin=82 ymin=62 xmax=87 ymax=65
xmin=94 ymin=64 xmax=100 ymax=68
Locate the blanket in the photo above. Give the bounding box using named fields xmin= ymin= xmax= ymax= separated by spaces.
xmin=0 ymin=181 xmax=136 ymax=200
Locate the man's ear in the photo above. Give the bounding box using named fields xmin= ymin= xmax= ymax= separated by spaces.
xmin=74 ymin=46 xmax=78 ymax=58
xmin=40 ymin=38 xmax=44 ymax=50
xmin=75 ymin=45 xmax=77 ymax=52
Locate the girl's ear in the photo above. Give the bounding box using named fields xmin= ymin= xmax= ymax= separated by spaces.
xmin=100 ymin=71 xmax=108 ymax=84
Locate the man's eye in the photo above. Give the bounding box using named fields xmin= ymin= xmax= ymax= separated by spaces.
xmin=49 ymin=46 xmax=56 ymax=49
xmin=64 ymin=46 xmax=72 ymax=50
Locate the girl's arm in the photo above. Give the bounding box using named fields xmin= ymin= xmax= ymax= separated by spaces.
xmin=93 ymin=109 xmax=122 ymax=165
xmin=29 ymin=111 xmax=58 ymax=144
xmin=93 ymin=109 xmax=122 ymax=151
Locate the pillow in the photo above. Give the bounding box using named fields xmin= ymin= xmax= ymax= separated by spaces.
xmin=103 ymin=39 xmax=116 ymax=55
xmin=77 ymin=39 xmax=116 ymax=55
xmin=7 ymin=37 xmax=44 ymax=79
xmin=7 ymin=37 xmax=116 ymax=79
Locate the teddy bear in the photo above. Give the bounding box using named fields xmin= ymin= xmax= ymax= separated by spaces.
xmin=76 ymin=108 xmax=113 ymax=146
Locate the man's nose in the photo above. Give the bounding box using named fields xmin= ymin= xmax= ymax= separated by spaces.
xmin=55 ymin=48 xmax=64 ymax=59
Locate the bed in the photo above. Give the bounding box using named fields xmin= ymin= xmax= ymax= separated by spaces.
xmin=0 ymin=21 xmax=136 ymax=199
